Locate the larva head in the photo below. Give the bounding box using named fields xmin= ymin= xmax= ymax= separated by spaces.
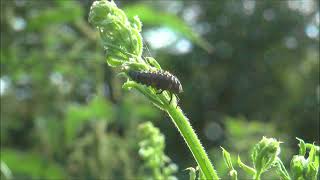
xmin=172 ymin=76 xmax=183 ymax=94
xmin=178 ymin=83 xmax=183 ymax=93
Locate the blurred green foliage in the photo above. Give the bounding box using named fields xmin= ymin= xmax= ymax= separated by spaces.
xmin=1 ymin=149 xmax=64 ymax=179
xmin=0 ymin=0 xmax=319 ymax=179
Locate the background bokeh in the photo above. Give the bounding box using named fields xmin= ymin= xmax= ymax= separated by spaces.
xmin=1 ymin=0 xmax=319 ymax=179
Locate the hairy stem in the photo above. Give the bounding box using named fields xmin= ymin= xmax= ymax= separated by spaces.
xmin=166 ymin=104 xmax=219 ymax=180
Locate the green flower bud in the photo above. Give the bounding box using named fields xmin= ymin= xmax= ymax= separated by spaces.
xmin=290 ymin=155 xmax=307 ymax=179
xmin=221 ymin=147 xmax=233 ymax=169
xmin=88 ymin=0 xmax=116 ymax=27
xmin=252 ymin=137 xmax=281 ymax=174
xmin=288 ymin=138 xmax=320 ymax=180
xmin=163 ymin=164 xmax=178 ymax=175
xmin=89 ymin=0 xmax=143 ymax=67
xmin=139 ymin=147 xmax=155 ymax=159
xmin=221 ymin=147 xmax=238 ymax=180
xmin=138 ymin=122 xmax=178 ymax=179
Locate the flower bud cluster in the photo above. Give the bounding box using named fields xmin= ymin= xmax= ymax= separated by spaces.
xmin=138 ymin=122 xmax=178 ymax=180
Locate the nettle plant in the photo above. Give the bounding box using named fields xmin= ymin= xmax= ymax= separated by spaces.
xmin=88 ymin=1 xmax=319 ymax=179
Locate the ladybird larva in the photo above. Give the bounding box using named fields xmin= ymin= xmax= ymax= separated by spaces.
xmin=128 ymin=70 xmax=183 ymax=104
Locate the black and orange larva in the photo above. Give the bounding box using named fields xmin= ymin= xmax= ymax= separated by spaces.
xmin=128 ymin=70 xmax=183 ymax=104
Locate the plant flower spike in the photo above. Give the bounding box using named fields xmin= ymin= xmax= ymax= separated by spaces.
xmin=88 ymin=0 xmax=219 ymax=179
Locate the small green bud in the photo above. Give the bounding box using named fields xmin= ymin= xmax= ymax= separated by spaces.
xmin=252 ymin=137 xmax=281 ymax=173
xmin=221 ymin=147 xmax=233 ymax=169
xmin=290 ymin=155 xmax=307 ymax=179
xmin=88 ymin=0 xmax=115 ymax=26
xmin=139 ymin=147 xmax=155 ymax=159
xmin=164 ymin=164 xmax=178 ymax=175
xmin=221 ymin=147 xmax=238 ymax=179
xmin=288 ymin=139 xmax=320 ymax=180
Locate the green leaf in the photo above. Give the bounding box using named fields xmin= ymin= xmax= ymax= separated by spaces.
xmin=221 ymin=147 xmax=238 ymax=180
xmin=124 ymin=4 xmax=214 ymax=53
xmin=296 ymin=137 xmax=306 ymax=156
xmin=274 ymin=157 xmax=291 ymax=180
xmin=237 ymin=155 xmax=256 ymax=175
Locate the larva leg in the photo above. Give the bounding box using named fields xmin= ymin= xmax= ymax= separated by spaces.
xmin=174 ymin=94 xmax=180 ymax=108
xmin=156 ymin=90 xmax=164 ymax=94
xmin=175 ymin=94 xmax=180 ymax=104
xmin=169 ymin=92 xmax=173 ymax=104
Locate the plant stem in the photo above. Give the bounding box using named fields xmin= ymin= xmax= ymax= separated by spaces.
xmin=166 ymin=105 xmax=219 ymax=180
xmin=254 ymin=171 xmax=261 ymax=180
